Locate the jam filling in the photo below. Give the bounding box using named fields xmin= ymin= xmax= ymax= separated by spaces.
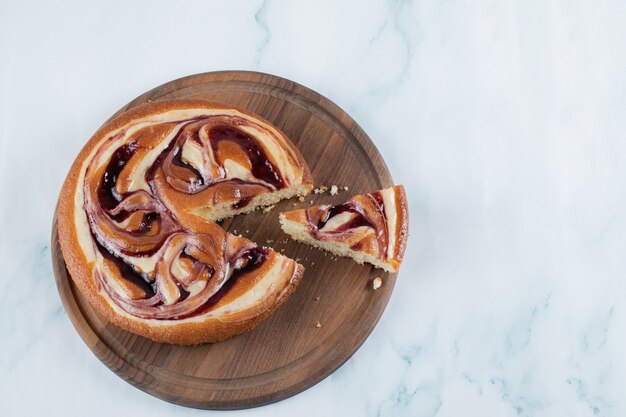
xmin=318 ymin=202 xmax=373 ymax=232
xmin=171 ymin=146 xmax=205 ymax=187
xmin=211 ymin=247 xmax=268 ymax=306
xmin=85 ymin=116 xmax=285 ymax=320
xmin=177 ymin=247 xmax=268 ymax=319
xmin=306 ymin=191 xmax=389 ymax=257
xmin=98 ymin=141 xmax=137 ymax=211
xmin=94 ymin=237 xmax=157 ymax=299
xmin=209 ymin=125 xmax=284 ymax=189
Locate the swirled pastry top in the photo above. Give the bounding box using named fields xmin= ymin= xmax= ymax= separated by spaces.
xmin=57 ymin=100 xmax=309 ymax=344
xmin=279 ymin=185 xmax=408 ymax=272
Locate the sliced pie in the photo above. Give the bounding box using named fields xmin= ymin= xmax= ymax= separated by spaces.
xmin=279 ymin=185 xmax=408 ymax=272
xmin=57 ymin=99 xmax=312 ymax=344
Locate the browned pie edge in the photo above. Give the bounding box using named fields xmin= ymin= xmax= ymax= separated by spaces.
xmin=57 ymin=99 xmax=311 ymax=345
xmin=392 ymin=185 xmax=409 ymax=271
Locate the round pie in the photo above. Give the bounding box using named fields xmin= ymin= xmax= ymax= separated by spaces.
xmin=58 ymin=99 xmax=313 ymax=344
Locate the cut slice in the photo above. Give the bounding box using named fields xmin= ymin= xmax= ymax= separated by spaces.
xmin=279 ymin=185 xmax=408 ymax=273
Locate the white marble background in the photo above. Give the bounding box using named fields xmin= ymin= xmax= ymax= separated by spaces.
xmin=2 ymin=0 xmax=626 ymax=416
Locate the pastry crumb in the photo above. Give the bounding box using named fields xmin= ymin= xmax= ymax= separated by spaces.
xmin=262 ymin=205 xmax=275 ymax=213
xmin=330 ymin=185 xmax=338 ymax=195
xmin=314 ymin=296 xmax=320 ymax=301
xmin=245 ymin=230 xmax=249 ymax=233
xmin=314 ymin=185 xmax=329 ymax=194
xmin=266 ymin=239 xmax=273 ymax=243
xmin=315 ymin=321 xmax=322 ymax=328
xmin=343 ymin=186 xmax=349 ymax=191
xmin=298 ymin=196 xmax=305 ymax=202
xmin=233 ymin=229 xmax=238 ymax=234
xmin=372 ymin=277 xmax=382 ymax=290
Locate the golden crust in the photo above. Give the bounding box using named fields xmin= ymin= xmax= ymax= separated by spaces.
xmin=57 ymin=99 xmax=309 ymax=344
xmin=392 ymin=185 xmax=409 ymax=268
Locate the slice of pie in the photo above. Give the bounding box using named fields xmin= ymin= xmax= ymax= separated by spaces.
xmin=57 ymin=99 xmax=312 ymax=344
xmin=279 ymin=185 xmax=408 ymax=272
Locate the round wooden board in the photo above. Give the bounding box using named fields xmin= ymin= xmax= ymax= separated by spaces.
xmin=51 ymin=71 xmax=397 ymax=410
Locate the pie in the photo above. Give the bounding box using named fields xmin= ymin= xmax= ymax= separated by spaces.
xmin=57 ymin=99 xmax=313 ymax=344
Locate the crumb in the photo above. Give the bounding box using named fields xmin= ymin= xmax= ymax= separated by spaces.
xmin=330 ymin=185 xmax=338 ymax=195
xmin=311 ymin=262 xmax=315 ymax=266
xmin=315 ymin=321 xmax=322 ymax=328
xmin=262 ymin=205 xmax=275 ymax=213
xmin=310 ymin=200 xmax=314 ymax=204
xmin=266 ymin=239 xmax=273 ymax=243
xmin=233 ymin=229 xmax=237 ymax=234
xmin=343 ymin=186 xmax=349 ymax=191
xmin=314 ymin=185 xmax=329 ymax=194
xmin=280 ymin=248 xmax=285 ymax=252
xmin=372 ymin=277 xmax=382 ymax=290
xmin=298 ymin=196 xmax=305 ymax=202
xmin=245 ymin=230 xmax=249 ymax=233
xmin=296 ymin=258 xmax=301 ymax=262
xmin=314 ymin=296 xmax=320 ymax=301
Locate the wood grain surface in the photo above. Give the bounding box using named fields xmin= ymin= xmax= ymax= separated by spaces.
xmin=51 ymin=71 xmax=398 ymax=409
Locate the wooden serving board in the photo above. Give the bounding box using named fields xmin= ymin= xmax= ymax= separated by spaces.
xmin=51 ymin=71 xmax=397 ymax=409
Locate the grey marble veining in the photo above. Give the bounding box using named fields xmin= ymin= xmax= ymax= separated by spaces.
xmin=2 ymin=0 xmax=626 ymax=415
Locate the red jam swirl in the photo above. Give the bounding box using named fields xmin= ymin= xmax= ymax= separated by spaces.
xmin=209 ymin=125 xmax=285 ymax=189
xmin=83 ymin=115 xmax=287 ymax=320
xmin=305 ymin=191 xmax=389 ymax=258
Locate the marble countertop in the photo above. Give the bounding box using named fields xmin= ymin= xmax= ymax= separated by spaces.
xmin=2 ymin=0 xmax=625 ymax=416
